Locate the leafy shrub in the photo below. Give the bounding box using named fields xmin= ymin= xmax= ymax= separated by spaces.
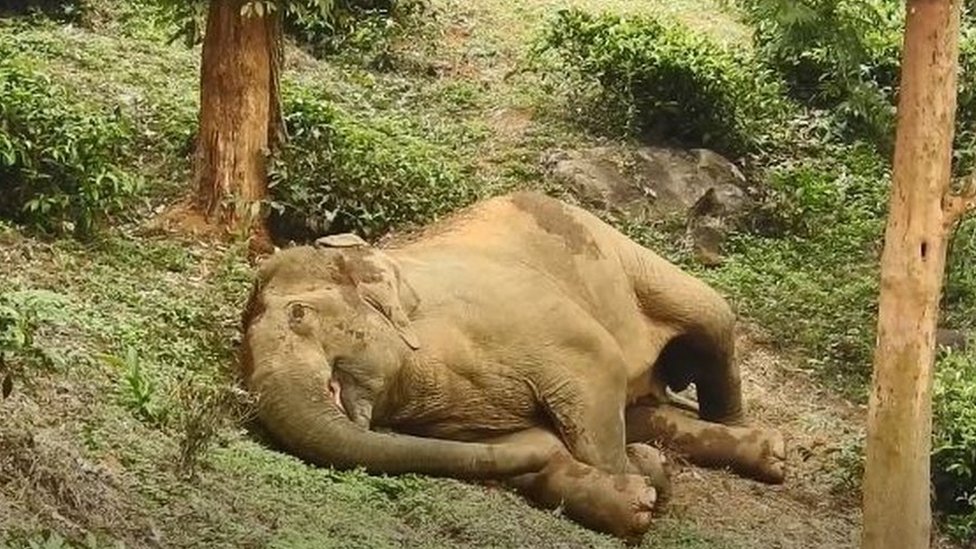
xmin=283 ymin=0 xmax=426 ymax=70
xmin=0 ymin=290 xmax=68 ymax=369
xmin=945 ymin=217 xmax=976 ymax=329
xmin=268 ymin=85 xmax=477 ymax=240
xmin=0 ymin=53 xmax=138 ymax=238
xmin=101 ymin=347 xmax=165 ymax=425
xmin=735 ymin=0 xmax=976 ymax=168
xmin=532 ymin=9 xmax=791 ymax=157
xmin=734 ymin=0 xmax=900 ymax=148
xmin=755 ymin=141 xmax=889 ymax=238
xmin=933 ymin=351 xmax=976 ymax=542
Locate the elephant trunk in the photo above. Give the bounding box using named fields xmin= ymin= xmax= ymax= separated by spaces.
xmin=252 ymin=363 xmax=551 ymax=478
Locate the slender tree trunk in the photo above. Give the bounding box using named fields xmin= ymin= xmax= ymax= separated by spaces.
xmin=860 ymin=1 xmax=972 ymax=547
xmin=193 ymin=0 xmax=282 ymax=248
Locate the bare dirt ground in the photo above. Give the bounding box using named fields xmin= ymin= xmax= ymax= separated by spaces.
xmin=667 ymin=326 xmax=866 ymax=548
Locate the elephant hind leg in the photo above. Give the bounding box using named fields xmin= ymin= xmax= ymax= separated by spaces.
xmin=491 ymin=429 xmax=658 ymax=543
xmin=625 ymin=404 xmax=786 ymax=484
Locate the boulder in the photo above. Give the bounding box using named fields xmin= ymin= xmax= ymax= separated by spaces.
xmin=937 ymin=328 xmax=969 ymax=351
xmin=633 ymin=147 xmax=751 ymax=218
xmin=545 ymin=147 xmax=651 ymax=215
xmin=546 ymin=145 xmax=754 ymax=266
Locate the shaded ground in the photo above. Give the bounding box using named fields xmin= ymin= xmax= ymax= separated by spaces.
xmin=667 ymin=326 xmax=865 ymax=548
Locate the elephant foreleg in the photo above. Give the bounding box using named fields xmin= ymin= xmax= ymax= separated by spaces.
xmin=490 ymin=429 xmax=659 ymax=543
xmin=625 ymin=404 xmax=786 ymax=484
xmin=536 ymin=358 xmax=631 ymax=473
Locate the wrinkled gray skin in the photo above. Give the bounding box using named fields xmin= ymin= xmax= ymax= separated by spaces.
xmin=241 ymin=192 xmax=748 ymax=483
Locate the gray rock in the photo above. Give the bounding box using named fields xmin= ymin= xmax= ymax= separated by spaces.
xmin=546 ymin=145 xmax=754 ymax=266
xmin=633 ymin=147 xmax=752 ymax=218
xmin=546 ymin=145 xmax=752 ymax=218
xmin=690 ymin=220 xmax=726 ymax=267
xmin=546 ymin=147 xmax=650 ymax=215
xmin=937 ymin=328 xmax=968 ymax=351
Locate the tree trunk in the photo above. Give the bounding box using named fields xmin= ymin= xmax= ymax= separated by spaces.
xmin=860 ymin=1 xmax=969 ymax=548
xmin=193 ymin=0 xmax=281 ymax=248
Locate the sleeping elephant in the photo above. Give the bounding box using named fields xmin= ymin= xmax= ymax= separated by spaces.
xmin=240 ymin=191 xmax=785 ymax=542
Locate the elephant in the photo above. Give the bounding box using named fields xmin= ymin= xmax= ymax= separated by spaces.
xmin=240 ymin=191 xmax=786 ymax=542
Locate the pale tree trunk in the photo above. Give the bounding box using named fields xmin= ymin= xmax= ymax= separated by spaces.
xmin=193 ymin=0 xmax=282 ymax=252
xmin=860 ymin=0 xmax=975 ymax=548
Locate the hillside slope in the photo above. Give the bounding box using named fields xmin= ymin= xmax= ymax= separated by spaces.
xmin=0 ymin=0 xmax=962 ymax=548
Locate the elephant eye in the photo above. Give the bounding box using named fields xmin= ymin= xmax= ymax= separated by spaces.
xmin=289 ymin=303 xmax=306 ymax=321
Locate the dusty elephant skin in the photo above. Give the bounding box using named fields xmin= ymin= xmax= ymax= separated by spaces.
xmin=239 ymin=191 xmax=786 ymax=543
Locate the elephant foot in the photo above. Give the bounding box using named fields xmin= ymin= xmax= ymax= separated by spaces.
xmin=737 ymin=427 xmax=786 ymax=484
xmin=626 ymin=443 xmax=671 ymax=504
xmin=509 ymin=453 xmax=657 ymax=543
xmin=625 ymin=404 xmax=787 ymax=484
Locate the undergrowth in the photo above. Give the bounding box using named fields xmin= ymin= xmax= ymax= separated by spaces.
xmin=0 ymin=44 xmax=137 ymax=238
xmin=284 ymin=0 xmax=429 ymax=70
xmin=531 ymin=9 xmax=790 ymax=158
xmin=268 ymin=82 xmax=478 ymax=240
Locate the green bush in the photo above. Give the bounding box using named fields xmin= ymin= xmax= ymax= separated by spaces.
xmin=735 ymin=0 xmax=976 ymax=169
xmin=268 ymin=85 xmax=477 ymax=240
xmin=945 ymin=217 xmax=976 ymax=329
xmin=0 ymin=53 xmax=138 ymax=238
xmin=755 ymin=140 xmax=888 ymax=238
xmin=533 ymin=9 xmax=790 ymax=158
xmin=735 ymin=0 xmax=900 ymax=148
xmin=0 ymin=289 xmax=70 ymax=392
xmin=284 ymin=0 xmax=426 ymax=70
xmin=933 ymin=351 xmax=976 ymax=542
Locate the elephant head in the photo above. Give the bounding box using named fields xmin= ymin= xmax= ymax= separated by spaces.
xmin=240 ymin=234 xmax=549 ymax=478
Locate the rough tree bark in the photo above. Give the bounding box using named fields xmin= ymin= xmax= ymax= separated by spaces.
xmin=193 ymin=0 xmax=282 ymax=250
xmin=861 ymin=0 xmax=975 ymax=548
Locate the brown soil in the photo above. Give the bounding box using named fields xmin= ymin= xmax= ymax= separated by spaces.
xmin=658 ymin=325 xmax=864 ymax=548
xmin=143 ymin=199 xmax=273 ymax=262
xmin=659 ymin=325 xmax=961 ymax=548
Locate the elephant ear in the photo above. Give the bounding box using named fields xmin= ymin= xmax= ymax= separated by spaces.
xmin=331 ymin=245 xmax=422 ymax=351
xmin=315 ymin=233 xmax=369 ymax=248
xmin=360 ymin=280 xmax=421 ymax=351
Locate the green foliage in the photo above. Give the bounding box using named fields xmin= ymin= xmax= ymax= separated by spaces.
xmin=102 ymin=347 xmax=165 ymax=425
xmin=0 ymin=50 xmax=139 ymax=238
xmin=0 ymin=290 xmax=68 ymax=372
xmin=532 ymin=8 xmax=790 ymax=157
xmin=828 ymin=433 xmax=865 ymax=496
xmin=946 ymin=217 xmax=976 ymax=329
xmin=735 ymin=0 xmax=976 ymax=170
xmin=734 ymin=0 xmax=900 ymax=150
xmin=933 ymin=351 xmax=976 ymax=542
xmin=283 ymin=0 xmax=426 ymax=70
xmin=268 ymin=84 xmax=477 ymax=240
xmin=160 ymin=0 xmax=355 ymax=49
